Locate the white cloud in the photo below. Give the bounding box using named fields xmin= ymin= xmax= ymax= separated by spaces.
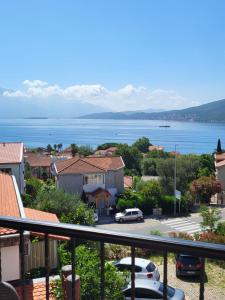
xmin=2 ymin=80 xmax=196 ymax=111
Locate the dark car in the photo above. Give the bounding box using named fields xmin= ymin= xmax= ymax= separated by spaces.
xmin=175 ymin=254 xmax=202 ymax=277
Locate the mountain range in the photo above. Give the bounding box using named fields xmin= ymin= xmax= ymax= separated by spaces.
xmin=80 ymin=98 xmax=225 ymax=123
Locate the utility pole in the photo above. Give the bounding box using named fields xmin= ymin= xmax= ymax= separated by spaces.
xmin=174 ymin=145 xmax=177 ymax=216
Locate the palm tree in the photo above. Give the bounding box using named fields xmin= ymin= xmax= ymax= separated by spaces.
xmin=58 ymin=143 xmax=63 ymax=152
xmin=53 ymin=144 xmax=57 ymax=151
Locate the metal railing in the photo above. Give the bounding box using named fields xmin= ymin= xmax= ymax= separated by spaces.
xmin=0 ymin=216 xmax=225 ymax=300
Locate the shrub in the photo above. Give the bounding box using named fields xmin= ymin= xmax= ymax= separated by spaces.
xmin=216 ymin=221 xmax=225 ymax=236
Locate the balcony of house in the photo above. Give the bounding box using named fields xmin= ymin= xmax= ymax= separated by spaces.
xmin=0 ymin=216 xmax=225 ymax=300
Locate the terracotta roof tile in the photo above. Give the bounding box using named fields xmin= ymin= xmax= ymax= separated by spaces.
xmin=0 ymin=142 xmax=23 ymax=164
xmin=55 ymin=156 xmax=124 ymax=174
xmin=24 ymin=208 xmax=69 ymax=241
xmin=24 ymin=208 xmax=59 ymax=223
xmin=25 ymin=153 xmax=52 ymax=167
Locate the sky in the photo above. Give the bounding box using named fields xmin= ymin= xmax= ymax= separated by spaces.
xmin=1 ymin=0 xmax=225 ymax=112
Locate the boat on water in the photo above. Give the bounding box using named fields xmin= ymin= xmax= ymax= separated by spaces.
xmin=159 ymin=125 xmax=171 ymax=128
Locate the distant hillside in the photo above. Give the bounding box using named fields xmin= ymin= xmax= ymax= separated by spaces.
xmin=80 ymin=99 xmax=225 ymax=122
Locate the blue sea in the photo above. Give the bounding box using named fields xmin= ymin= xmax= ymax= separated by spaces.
xmin=0 ymin=118 xmax=225 ymax=154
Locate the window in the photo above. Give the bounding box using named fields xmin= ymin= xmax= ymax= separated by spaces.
xmin=125 ymin=212 xmax=132 ymax=216
xmin=0 ymin=168 xmax=12 ymax=175
xmin=83 ymin=174 xmax=104 ymax=185
xmin=124 ymin=288 xmax=162 ymax=299
xmin=132 ymin=211 xmax=138 ymax=215
xmin=146 ymin=262 xmax=156 ymax=272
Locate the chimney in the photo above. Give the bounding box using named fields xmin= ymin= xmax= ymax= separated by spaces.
xmin=61 ymin=265 xmax=80 ymax=300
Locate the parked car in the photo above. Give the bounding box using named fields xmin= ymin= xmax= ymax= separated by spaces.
xmin=175 ymin=254 xmax=202 ymax=277
xmin=122 ymin=279 xmax=185 ymax=300
xmin=113 ymin=257 xmax=160 ymax=281
xmin=115 ymin=208 xmax=143 ymax=222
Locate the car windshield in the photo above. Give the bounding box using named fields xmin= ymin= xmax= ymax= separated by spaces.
xmin=159 ymin=283 xmax=175 ymax=297
xmin=146 ymin=262 xmax=156 ymax=272
xmin=180 ymin=255 xmax=200 ymax=264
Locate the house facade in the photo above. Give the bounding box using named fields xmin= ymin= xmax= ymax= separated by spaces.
xmin=214 ymin=153 xmax=225 ymax=204
xmin=0 ymin=172 xmax=61 ymax=281
xmin=0 ymin=142 xmax=25 ymax=193
xmin=54 ymin=156 xmax=125 ymax=209
xmin=24 ymin=152 xmax=52 ymax=179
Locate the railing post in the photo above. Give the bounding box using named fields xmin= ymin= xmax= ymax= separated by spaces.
xmin=45 ymin=234 xmax=50 ymax=300
xmin=131 ymin=246 xmax=135 ymax=300
xmin=199 ymin=257 xmax=205 ymax=300
xmin=71 ymin=238 xmax=76 ymax=300
xmin=0 ymin=247 xmax=2 ymax=282
xmin=100 ymin=242 xmax=105 ymax=300
xmin=163 ymin=251 xmax=168 ymax=300
xmin=19 ymin=230 xmax=25 ymax=300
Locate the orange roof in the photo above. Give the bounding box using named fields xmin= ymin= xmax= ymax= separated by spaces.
xmin=0 ymin=142 xmax=23 ymax=164
xmin=0 ymin=173 xmax=21 ymax=235
xmin=55 ymin=156 xmax=124 ymax=174
xmin=24 ymin=208 xmax=59 ymax=223
xmin=24 ymin=208 xmax=69 ymax=241
xmin=124 ymin=176 xmax=133 ymax=188
xmin=215 ymin=160 xmax=225 ymax=168
xmin=215 ymin=153 xmax=225 ymax=162
xmin=25 ymin=153 xmax=52 ymax=167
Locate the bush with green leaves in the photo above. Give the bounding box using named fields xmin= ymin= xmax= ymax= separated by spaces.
xmin=216 ymin=221 xmax=225 ymax=236
xmin=200 ymin=205 xmax=221 ymax=232
xmin=36 ymin=187 xmax=94 ymax=225
xmin=58 ymin=244 xmax=126 ymax=300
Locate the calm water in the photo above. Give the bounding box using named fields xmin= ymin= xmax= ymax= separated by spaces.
xmin=0 ymin=118 xmax=225 ymax=154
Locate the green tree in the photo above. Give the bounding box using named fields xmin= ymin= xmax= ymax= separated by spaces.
xmin=132 ymin=136 xmax=150 ymax=153
xmin=58 ymin=245 xmax=126 ymax=300
xmin=78 ymin=145 xmax=94 ymax=157
xmin=36 ymin=187 xmax=94 ymax=224
xmin=141 ymin=158 xmax=157 ymax=175
xmin=71 ymin=143 xmax=79 ymax=157
xmin=145 ymin=150 xmax=170 ymax=159
xmin=198 ymin=154 xmax=214 ymax=177
xmin=200 ymin=205 xmax=221 ymax=232
xmin=190 ymin=176 xmax=221 ymax=204
xmin=46 ymin=144 xmax=53 ymax=154
xmin=217 ymin=138 xmax=222 ymax=153
xmin=116 ymin=144 xmax=142 ymax=174
xmin=57 ymin=143 xmax=63 ymax=152
xmin=139 ymin=180 xmax=162 ymax=207
xmin=53 ymin=144 xmax=57 ymax=151
xmin=26 ymin=177 xmax=44 ymax=199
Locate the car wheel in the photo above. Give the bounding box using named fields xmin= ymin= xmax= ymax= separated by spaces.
xmin=119 ymin=218 xmax=123 ymax=223
xmin=137 ymin=217 xmax=141 ymax=221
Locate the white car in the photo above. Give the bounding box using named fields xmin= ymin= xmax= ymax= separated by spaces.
xmin=123 ymin=279 xmax=185 ymax=300
xmin=115 ymin=208 xmax=143 ymax=222
xmin=113 ymin=257 xmax=160 ymax=281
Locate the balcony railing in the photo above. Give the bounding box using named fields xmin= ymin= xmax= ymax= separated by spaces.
xmin=0 ymin=216 xmax=225 ymax=300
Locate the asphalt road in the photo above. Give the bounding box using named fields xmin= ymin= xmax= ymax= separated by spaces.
xmin=97 ymin=207 xmax=225 ymax=236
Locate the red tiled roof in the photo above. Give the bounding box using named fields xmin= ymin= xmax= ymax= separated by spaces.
xmin=86 ymin=187 xmax=111 ymax=197
xmin=24 ymin=208 xmax=69 ymax=241
xmin=0 ymin=142 xmax=23 ymax=164
xmin=0 ymin=173 xmax=20 ymax=235
xmin=124 ymin=176 xmax=133 ymax=188
xmin=215 ymin=160 xmax=225 ymax=168
xmin=55 ymin=156 xmax=124 ymax=174
xmin=24 ymin=208 xmax=59 ymax=223
xmin=25 ymin=153 xmax=52 ymax=167
xmin=215 ymin=153 xmax=225 ymax=162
